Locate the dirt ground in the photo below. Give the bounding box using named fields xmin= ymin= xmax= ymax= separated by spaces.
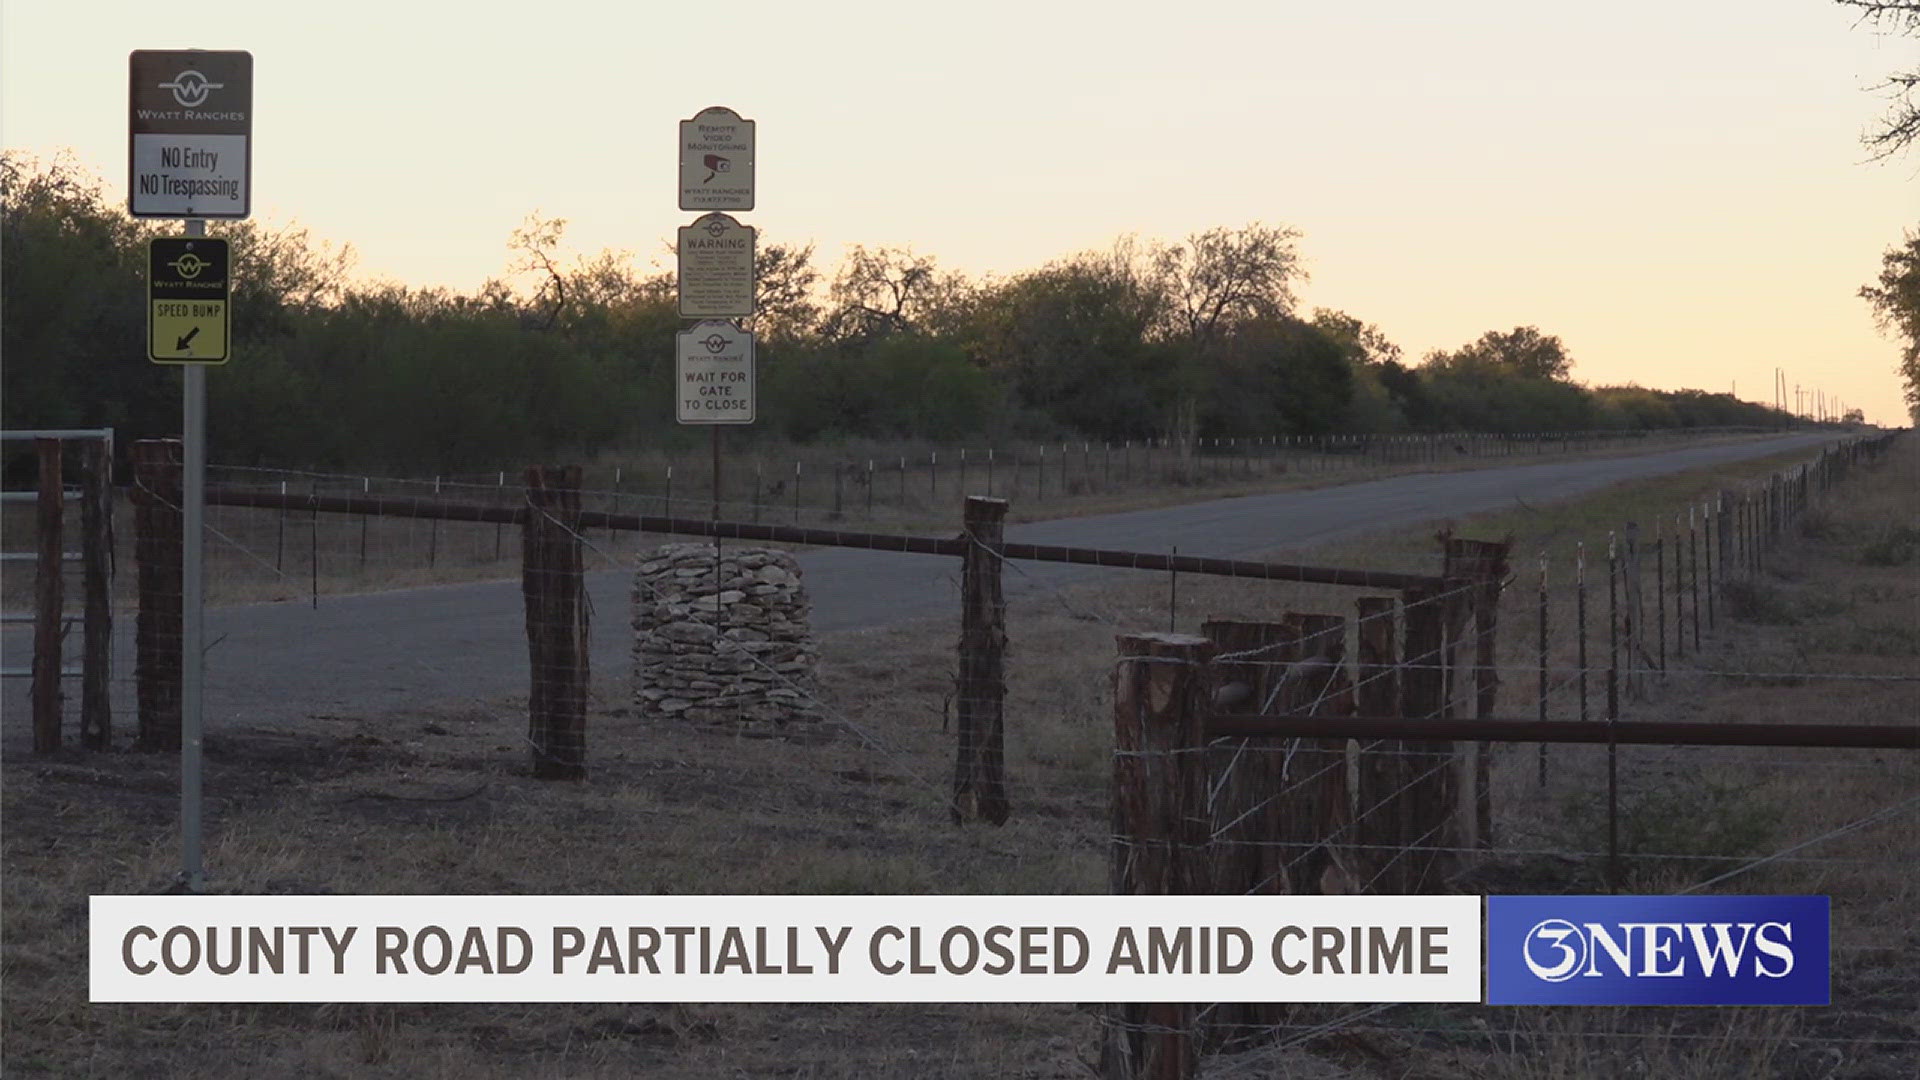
xmin=2 ymin=435 xmax=1913 ymax=1078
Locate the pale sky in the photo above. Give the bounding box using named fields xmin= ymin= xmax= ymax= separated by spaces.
xmin=5 ymin=1 xmax=1916 ymax=423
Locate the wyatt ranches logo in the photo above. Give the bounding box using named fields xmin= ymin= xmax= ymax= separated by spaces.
xmin=158 ymin=69 xmax=224 ymax=108
xmin=167 ymin=251 xmax=214 ymax=279
xmin=701 ymin=333 xmax=732 ymax=353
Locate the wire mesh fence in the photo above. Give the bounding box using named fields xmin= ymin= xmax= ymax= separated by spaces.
xmin=1095 ymin=432 xmax=1915 ymax=1077
xmin=1 ymin=427 xmax=1906 ymax=1076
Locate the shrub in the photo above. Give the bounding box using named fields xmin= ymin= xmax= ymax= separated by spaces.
xmin=1558 ymin=770 xmax=1782 ymax=889
xmin=1861 ymin=523 xmax=1920 ymax=566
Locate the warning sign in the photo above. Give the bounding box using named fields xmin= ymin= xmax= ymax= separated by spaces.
xmin=677 ymin=213 xmax=755 ymax=318
xmin=149 ymin=237 xmax=230 ymax=364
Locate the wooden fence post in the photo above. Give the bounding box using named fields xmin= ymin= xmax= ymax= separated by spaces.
xmin=32 ymin=439 xmax=64 ymax=753
xmin=80 ymin=437 xmax=114 ymax=749
xmin=953 ymin=496 xmax=1010 ymax=825
xmin=1353 ymin=596 xmax=1408 ymax=893
xmin=1105 ymin=632 xmax=1211 ymax=1080
xmin=132 ymin=439 xmax=183 ymax=751
xmin=524 ymin=465 xmax=588 ymax=780
xmin=1200 ymin=618 xmax=1288 ymax=1051
xmin=1399 ymin=584 xmax=1455 ymax=891
xmin=1272 ymin=613 xmax=1354 ymax=896
xmin=1201 ymin=619 xmax=1287 ymax=900
xmin=1442 ymin=536 xmax=1509 ymax=851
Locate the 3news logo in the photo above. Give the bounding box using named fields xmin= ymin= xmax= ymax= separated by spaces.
xmin=1486 ymin=896 xmax=1829 ymax=1005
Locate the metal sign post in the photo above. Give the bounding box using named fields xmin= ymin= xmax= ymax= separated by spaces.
xmin=181 ymin=224 xmax=206 ymax=892
xmin=134 ymin=49 xmax=252 ymax=892
xmin=676 ymin=107 xmax=757 ymax=566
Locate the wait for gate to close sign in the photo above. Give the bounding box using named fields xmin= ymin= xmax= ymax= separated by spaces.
xmin=677 ymin=321 xmax=755 ymax=425
xmin=128 ymin=50 xmax=253 ymax=218
xmin=148 ymin=238 xmax=230 ymax=364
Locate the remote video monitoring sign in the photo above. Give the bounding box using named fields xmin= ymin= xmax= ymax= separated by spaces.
xmin=679 ymin=106 xmax=754 ymax=211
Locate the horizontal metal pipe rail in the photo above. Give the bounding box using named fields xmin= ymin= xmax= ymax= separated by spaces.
xmin=992 ymin=541 xmax=1440 ymax=590
xmin=201 ymin=486 xmax=1447 ymax=591
xmin=0 ymin=490 xmax=83 ymax=502
xmin=1206 ymin=713 xmax=1920 ymax=750
xmin=207 ymin=487 xmax=522 ymax=525
xmin=0 ymin=429 xmax=114 ymax=441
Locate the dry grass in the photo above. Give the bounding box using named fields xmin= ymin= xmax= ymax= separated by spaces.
xmin=2 ymin=435 xmax=1912 ymax=1077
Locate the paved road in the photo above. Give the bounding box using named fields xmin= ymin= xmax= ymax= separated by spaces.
xmin=3 ymin=433 xmax=1836 ymax=732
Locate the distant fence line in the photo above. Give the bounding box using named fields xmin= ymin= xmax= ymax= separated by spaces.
xmin=198 ymin=424 xmax=1827 ymax=529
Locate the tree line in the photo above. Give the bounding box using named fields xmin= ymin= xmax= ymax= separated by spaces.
xmin=4 ymin=153 xmax=1811 ymax=474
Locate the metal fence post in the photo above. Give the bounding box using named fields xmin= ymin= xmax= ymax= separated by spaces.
xmin=31 ymin=439 xmax=64 ymax=753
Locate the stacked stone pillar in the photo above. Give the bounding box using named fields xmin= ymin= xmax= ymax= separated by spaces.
xmin=632 ymin=544 xmax=819 ymax=730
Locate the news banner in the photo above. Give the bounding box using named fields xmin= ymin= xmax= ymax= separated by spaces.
xmin=89 ymin=893 xmax=1827 ymax=1005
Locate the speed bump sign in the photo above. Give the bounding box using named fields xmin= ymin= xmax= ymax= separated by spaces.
xmin=149 ymin=237 xmax=229 ymax=363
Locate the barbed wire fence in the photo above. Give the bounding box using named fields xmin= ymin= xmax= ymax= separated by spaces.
xmin=0 ymin=424 xmax=1814 ymax=628
xmin=1099 ymin=432 xmax=1916 ymax=1078
xmin=2 ymin=427 xmax=1906 ymax=1076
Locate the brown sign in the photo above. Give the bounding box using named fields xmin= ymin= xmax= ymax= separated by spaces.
xmin=129 ymin=50 xmax=253 ymax=218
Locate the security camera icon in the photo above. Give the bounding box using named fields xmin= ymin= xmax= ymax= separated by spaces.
xmin=702 ymin=154 xmax=731 ymax=184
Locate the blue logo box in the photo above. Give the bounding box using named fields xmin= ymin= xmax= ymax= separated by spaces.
xmin=1487 ymin=895 xmax=1829 ymax=1005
